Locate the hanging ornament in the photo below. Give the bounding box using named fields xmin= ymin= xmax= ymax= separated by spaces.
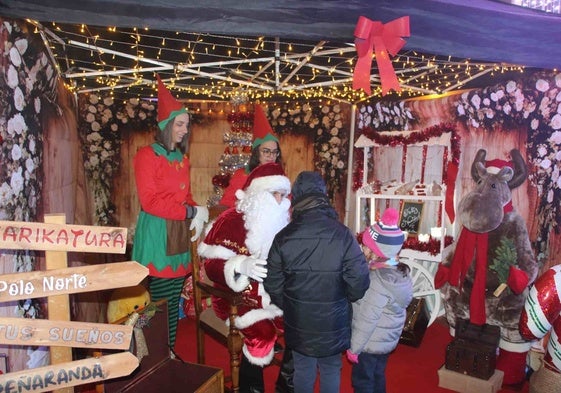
xmin=229 ymin=90 xmax=249 ymax=107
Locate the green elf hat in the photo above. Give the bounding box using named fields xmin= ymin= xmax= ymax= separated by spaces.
xmin=157 ymin=75 xmax=188 ymax=131
xmin=252 ymin=104 xmax=279 ymax=148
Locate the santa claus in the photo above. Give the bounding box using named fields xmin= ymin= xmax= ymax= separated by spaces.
xmin=198 ymin=162 xmax=291 ymax=391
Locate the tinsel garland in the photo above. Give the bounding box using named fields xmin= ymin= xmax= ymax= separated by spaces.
xmin=402 ymin=235 xmax=454 ymax=256
xmin=212 ymin=173 xmax=231 ymax=188
xmin=226 ymin=111 xmax=254 ymax=123
xmin=352 ymin=148 xmax=364 ymax=192
xmin=227 ymin=111 xmax=254 ymax=132
xmin=357 ymin=233 xmax=454 ymax=256
xmin=352 ymin=122 xmax=460 ymax=191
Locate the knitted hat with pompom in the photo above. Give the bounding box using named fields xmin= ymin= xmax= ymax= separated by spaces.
xmin=362 ymin=208 xmax=405 ymax=262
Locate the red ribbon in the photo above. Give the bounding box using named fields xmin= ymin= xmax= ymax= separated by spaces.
xmin=448 ymin=228 xmax=489 ymax=326
xmin=352 ymin=16 xmax=410 ymax=96
xmin=445 ymin=161 xmax=458 ymax=224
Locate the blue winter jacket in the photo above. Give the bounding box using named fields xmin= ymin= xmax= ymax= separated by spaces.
xmin=350 ymin=265 xmax=413 ymax=355
xmin=264 ymin=200 xmax=369 ymax=357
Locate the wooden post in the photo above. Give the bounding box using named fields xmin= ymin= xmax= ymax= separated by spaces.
xmin=0 ymin=218 xmax=138 ymax=392
xmin=44 ymin=213 xmax=73 ymax=393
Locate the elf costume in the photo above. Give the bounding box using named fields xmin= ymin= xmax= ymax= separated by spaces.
xmin=132 ymin=75 xmax=207 ymax=348
xmin=219 ymin=104 xmax=280 ymax=207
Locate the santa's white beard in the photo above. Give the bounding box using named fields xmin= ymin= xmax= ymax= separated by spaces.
xmin=237 ymin=191 xmax=290 ymax=259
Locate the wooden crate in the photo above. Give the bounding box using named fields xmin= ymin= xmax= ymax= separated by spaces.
xmin=438 ymin=366 xmax=504 ymax=393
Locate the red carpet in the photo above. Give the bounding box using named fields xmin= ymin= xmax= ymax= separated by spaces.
xmin=174 ymin=316 xmax=530 ymax=393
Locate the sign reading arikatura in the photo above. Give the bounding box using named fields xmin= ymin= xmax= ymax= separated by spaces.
xmin=0 ymin=352 xmax=138 ymax=392
xmin=0 ymin=262 xmax=148 ymax=301
xmin=0 ymin=221 xmax=127 ymax=253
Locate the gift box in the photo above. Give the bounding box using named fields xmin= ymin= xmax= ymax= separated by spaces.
xmin=445 ymin=338 xmax=498 ymax=380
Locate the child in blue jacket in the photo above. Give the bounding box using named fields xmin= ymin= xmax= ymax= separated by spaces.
xmin=347 ymin=208 xmax=413 ymax=393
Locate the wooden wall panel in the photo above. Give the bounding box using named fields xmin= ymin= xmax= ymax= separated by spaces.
xmin=114 ymin=130 xmax=153 ymax=238
xmin=279 ymin=133 xmax=315 ymax=184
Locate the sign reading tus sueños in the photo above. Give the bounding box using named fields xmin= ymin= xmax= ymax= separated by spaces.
xmin=0 ymin=317 xmax=133 ymax=350
xmin=0 ymin=220 xmax=127 ymax=253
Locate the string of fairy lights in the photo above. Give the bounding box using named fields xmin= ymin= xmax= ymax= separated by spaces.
xmin=37 ymin=21 xmax=526 ymax=104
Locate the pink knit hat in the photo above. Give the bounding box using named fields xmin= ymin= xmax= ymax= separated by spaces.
xmin=362 ymin=208 xmax=405 ymax=260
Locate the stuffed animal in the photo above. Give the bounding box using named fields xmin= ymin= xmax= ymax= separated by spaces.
xmin=435 ymin=148 xmax=539 ymax=385
xmin=107 ymin=285 xmax=151 ymax=323
xmin=519 ymin=265 xmax=561 ymax=393
xmin=107 ymin=285 xmax=152 ymax=361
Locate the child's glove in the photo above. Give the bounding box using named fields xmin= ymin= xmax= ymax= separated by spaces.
xmin=346 ymin=350 xmax=359 ymax=364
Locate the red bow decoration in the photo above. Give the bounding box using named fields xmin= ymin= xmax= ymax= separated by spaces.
xmin=352 ymin=16 xmax=410 ymax=96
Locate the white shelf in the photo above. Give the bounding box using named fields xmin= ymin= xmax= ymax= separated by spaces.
xmin=355 ymin=182 xmax=447 ymax=256
xmin=399 ymin=248 xmax=443 ymax=262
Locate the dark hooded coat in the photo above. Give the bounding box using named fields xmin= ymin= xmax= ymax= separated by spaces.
xmin=264 ymin=171 xmax=370 ymax=357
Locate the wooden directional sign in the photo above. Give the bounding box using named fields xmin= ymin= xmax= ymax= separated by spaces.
xmin=0 ymin=220 xmax=127 ymax=254
xmin=0 ymin=352 xmax=139 ymax=392
xmin=0 ymin=317 xmax=133 ymax=350
xmin=0 ymin=261 xmax=148 ymax=302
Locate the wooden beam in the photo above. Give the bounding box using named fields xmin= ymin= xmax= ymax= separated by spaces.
xmin=44 ymin=214 xmax=72 ymax=393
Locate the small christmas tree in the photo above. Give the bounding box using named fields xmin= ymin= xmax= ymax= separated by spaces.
xmin=207 ymin=108 xmax=253 ymax=206
xmin=489 ymin=237 xmax=518 ymax=296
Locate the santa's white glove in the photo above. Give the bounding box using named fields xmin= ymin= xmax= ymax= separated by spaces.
xmin=235 ymin=257 xmax=268 ymax=282
xmin=190 ymin=206 xmax=209 ymax=241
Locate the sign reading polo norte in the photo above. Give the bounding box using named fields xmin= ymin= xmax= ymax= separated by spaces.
xmin=0 ymin=220 xmax=148 ymax=391
xmin=0 ymin=262 xmax=148 ymax=301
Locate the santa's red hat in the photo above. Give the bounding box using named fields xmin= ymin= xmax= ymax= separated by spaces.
xmin=157 ymin=75 xmax=188 ymax=131
xmin=252 ymin=105 xmax=279 ymax=148
xmin=485 ymin=158 xmax=512 ymax=174
xmin=235 ymin=162 xmax=290 ymax=200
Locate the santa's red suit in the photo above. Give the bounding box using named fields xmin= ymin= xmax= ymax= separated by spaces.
xmin=198 ymin=163 xmax=291 ymax=366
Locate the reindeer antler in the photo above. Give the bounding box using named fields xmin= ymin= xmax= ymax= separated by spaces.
xmin=470 ymin=149 xmax=487 ymax=184
xmin=508 ymin=149 xmax=528 ymax=189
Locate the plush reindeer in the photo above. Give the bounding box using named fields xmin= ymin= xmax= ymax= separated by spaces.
xmin=435 ymin=148 xmax=539 ymax=385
